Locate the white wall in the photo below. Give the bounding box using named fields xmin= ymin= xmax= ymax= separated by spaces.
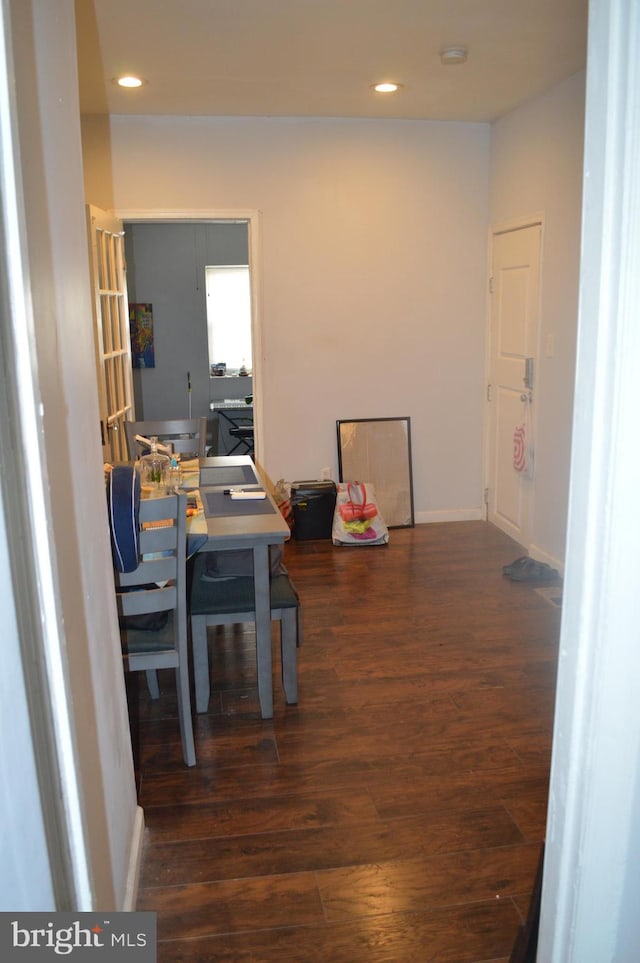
xmin=0 ymin=487 xmax=54 ymax=909
xmin=84 ymin=116 xmax=491 ymax=521
xmin=0 ymin=0 xmax=139 ymax=910
xmin=489 ymin=71 xmax=586 ymax=566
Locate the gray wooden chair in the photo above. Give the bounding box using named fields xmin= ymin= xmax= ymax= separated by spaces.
xmin=189 ymin=554 xmax=301 ymax=714
xmin=114 ymin=491 xmax=196 ymax=767
xmin=125 ymin=416 xmax=208 ymax=461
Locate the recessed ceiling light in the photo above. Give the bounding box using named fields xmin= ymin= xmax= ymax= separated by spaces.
xmin=371 ymin=82 xmax=403 ymax=94
xmin=114 ymin=75 xmax=145 ymax=89
xmin=439 ymin=45 xmax=468 ymax=66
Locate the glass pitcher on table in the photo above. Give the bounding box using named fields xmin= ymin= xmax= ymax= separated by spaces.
xmin=139 ymin=436 xmax=171 ymax=495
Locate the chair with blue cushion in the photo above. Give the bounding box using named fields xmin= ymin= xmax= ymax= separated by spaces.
xmin=113 ymin=488 xmax=196 ymax=767
xmin=189 ymin=553 xmax=301 ymax=714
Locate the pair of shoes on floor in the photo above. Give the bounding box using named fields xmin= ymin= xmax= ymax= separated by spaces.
xmin=502 ymin=556 xmax=559 ymax=582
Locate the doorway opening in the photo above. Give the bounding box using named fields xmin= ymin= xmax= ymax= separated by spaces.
xmin=116 ymin=210 xmax=264 ymax=465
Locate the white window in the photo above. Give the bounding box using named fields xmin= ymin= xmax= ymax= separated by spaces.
xmin=205 ymin=265 xmax=252 ymax=374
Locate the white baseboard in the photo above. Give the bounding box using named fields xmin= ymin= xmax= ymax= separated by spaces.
xmin=414 ymin=508 xmax=484 ymax=525
xmin=529 ymin=542 xmax=564 ymax=577
xmin=122 ymin=805 xmax=145 ymax=911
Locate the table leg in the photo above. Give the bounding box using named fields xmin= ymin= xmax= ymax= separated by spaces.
xmin=253 ymin=543 xmax=273 ymax=718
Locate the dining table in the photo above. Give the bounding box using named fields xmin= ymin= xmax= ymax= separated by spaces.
xmin=181 ymin=455 xmax=290 ymax=719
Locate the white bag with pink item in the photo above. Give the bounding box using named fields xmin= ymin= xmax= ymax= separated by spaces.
xmin=332 ymin=481 xmax=389 ymax=546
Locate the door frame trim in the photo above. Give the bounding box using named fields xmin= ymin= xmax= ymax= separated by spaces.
xmin=483 ymin=212 xmax=545 ymax=549
xmin=113 ymin=208 xmax=264 ymax=467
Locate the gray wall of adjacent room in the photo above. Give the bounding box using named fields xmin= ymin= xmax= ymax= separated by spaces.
xmin=125 ymin=221 xmax=249 ymax=447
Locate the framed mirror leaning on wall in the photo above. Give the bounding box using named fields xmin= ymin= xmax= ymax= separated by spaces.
xmin=337 ymin=417 xmax=415 ymax=528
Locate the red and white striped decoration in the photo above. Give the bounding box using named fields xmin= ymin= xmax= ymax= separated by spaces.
xmin=513 ymin=423 xmax=527 ymax=473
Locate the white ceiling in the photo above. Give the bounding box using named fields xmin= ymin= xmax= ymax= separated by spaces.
xmin=75 ymin=0 xmax=589 ymax=123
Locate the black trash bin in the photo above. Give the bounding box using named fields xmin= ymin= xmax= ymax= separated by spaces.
xmin=291 ymin=481 xmax=337 ymax=540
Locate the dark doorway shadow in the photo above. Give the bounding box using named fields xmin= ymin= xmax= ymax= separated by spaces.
xmin=510 ymin=842 xmax=545 ymax=963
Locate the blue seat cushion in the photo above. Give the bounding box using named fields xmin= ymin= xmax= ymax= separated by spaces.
xmin=107 ymin=465 xmax=140 ymax=573
xmin=191 ymin=554 xmax=298 ymax=615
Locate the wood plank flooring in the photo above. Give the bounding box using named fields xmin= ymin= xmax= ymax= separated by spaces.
xmin=134 ymin=520 xmax=561 ymax=962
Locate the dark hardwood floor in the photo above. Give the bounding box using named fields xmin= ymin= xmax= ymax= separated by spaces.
xmin=135 ymin=520 xmax=561 ymax=962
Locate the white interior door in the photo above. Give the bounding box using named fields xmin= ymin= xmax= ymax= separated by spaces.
xmin=86 ymin=205 xmax=134 ymax=462
xmin=487 ymin=222 xmax=541 ymax=547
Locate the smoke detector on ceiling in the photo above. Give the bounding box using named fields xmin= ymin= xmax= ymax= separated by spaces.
xmin=439 ymin=45 xmax=468 ymax=66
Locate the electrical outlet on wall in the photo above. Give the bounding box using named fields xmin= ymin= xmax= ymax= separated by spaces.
xmin=319 ymin=466 xmax=331 ymax=480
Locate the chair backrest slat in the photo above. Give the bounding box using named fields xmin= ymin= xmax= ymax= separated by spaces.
xmin=139 ymin=496 xmax=182 ymax=523
xmin=138 ymin=525 xmax=178 ymax=555
xmin=117 ymin=556 xmax=176 ymax=588
xmin=118 ymin=584 xmax=177 ymax=616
